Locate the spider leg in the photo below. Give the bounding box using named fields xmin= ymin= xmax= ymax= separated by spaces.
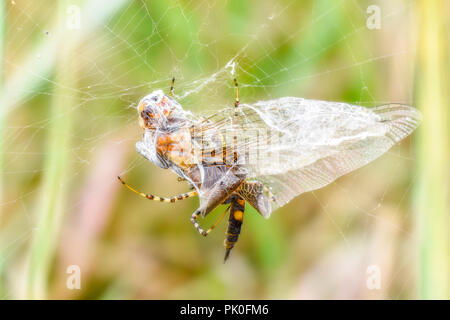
xmin=190 ymin=205 xmax=230 ymax=237
xmin=233 ymin=78 xmax=240 ymax=164
xmin=118 ymin=176 xmax=197 ymax=202
xmin=190 ymin=210 xmax=205 ymax=235
xmin=234 ymin=78 xmax=239 ymax=109
xmin=169 ymin=77 xmax=175 ymax=97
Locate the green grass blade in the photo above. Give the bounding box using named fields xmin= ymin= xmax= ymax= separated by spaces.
xmin=25 ymin=0 xmax=129 ymax=299
xmin=415 ymin=0 xmax=450 ymax=299
xmin=0 ymin=0 xmax=6 ymax=298
xmin=26 ymin=22 xmax=76 ymax=302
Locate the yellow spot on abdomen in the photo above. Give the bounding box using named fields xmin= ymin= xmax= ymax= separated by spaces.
xmin=233 ymin=210 xmax=243 ymax=221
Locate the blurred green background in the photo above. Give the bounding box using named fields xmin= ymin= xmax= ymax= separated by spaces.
xmin=0 ymin=0 xmax=448 ymax=299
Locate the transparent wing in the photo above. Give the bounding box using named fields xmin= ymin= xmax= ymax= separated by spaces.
xmin=195 ymin=97 xmax=422 ymax=217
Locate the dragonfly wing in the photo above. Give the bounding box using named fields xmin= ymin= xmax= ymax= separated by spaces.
xmin=236 ymin=181 xmax=272 ymax=218
xmin=200 ymin=98 xmax=422 ymax=217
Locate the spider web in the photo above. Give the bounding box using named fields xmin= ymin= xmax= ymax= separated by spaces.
xmin=1 ymin=0 xmax=419 ymax=299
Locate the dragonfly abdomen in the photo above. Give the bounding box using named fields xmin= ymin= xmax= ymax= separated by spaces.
xmin=224 ymin=195 xmax=245 ymax=262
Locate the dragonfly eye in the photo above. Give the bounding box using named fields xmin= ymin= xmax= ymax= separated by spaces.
xmin=139 ymin=108 xmax=162 ymax=130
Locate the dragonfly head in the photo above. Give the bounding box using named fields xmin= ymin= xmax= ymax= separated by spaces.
xmin=137 ymin=90 xmax=182 ymax=130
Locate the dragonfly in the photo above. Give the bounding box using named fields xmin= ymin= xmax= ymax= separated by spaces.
xmin=118 ymin=78 xmax=422 ymax=262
